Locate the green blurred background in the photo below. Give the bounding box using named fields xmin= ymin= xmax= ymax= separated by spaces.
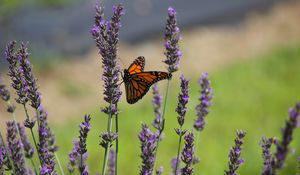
xmin=1 ymin=0 xmax=300 ymax=174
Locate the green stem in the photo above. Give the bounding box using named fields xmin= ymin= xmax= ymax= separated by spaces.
xmin=30 ymin=158 xmax=38 ymax=175
xmin=22 ymin=104 xmax=42 ymax=165
xmin=101 ymin=103 xmax=114 ymax=175
xmin=55 ymin=152 xmax=65 ymax=175
xmin=154 ymin=79 xmax=170 ymax=170
xmin=174 ymin=127 xmax=183 ymax=175
xmin=115 ymin=106 xmax=119 ymax=175
xmin=194 ymin=131 xmax=200 ymax=158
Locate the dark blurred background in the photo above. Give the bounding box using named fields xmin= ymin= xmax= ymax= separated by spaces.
xmin=0 ymin=0 xmax=280 ymax=68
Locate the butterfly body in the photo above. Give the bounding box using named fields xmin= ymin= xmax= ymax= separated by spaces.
xmin=123 ymin=56 xmax=172 ymax=104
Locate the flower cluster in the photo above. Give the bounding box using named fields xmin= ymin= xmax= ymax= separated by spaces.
xmin=0 ymin=133 xmax=12 ymax=171
xmin=6 ymin=121 xmax=27 ymax=175
xmin=138 ymin=124 xmax=158 ymax=175
xmin=176 ymin=74 xmax=189 ymax=127
xmin=37 ymin=108 xmax=56 ymax=175
xmin=68 ymin=115 xmax=91 ymax=174
xmin=0 ymin=77 xmax=10 ymax=102
xmin=171 ymin=157 xmax=180 ymax=175
xmin=108 ymin=150 xmax=116 ymax=175
xmin=5 ymin=41 xmax=29 ymax=106
xmin=225 ymin=130 xmax=246 ymax=175
xmin=271 ymin=102 xmax=300 ymax=171
xmin=152 ymin=85 xmax=163 ymax=130
xmin=17 ymin=43 xmax=41 ymax=109
xmin=194 ymin=73 xmax=213 ymax=131
xmin=0 ymin=77 xmax=15 ymax=113
xmin=181 ymin=132 xmax=195 ymax=175
xmin=91 ymin=4 xmax=124 ymax=107
xmin=17 ymin=123 xmax=34 ymax=158
xmin=260 ymin=137 xmax=275 ymax=175
xmin=164 ymin=7 xmax=182 ymax=73
xmin=68 ymin=140 xmax=79 ymax=173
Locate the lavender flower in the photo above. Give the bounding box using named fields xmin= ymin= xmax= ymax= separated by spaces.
xmin=164 ymin=7 xmax=182 ymax=73
xmin=37 ymin=107 xmax=56 ymax=174
xmin=170 ymin=157 xmax=180 ymax=175
xmin=78 ymin=115 xmax=91 ymax=174
xmin=5 ymin=41 xmax=28 ymax=105
xmin=194 ymin=73 xmax=213 ymax=131
xmin=176 ymin=74 xmax=189 ymax=127
xmin=5 ymin=41 xmax=37 ymax=128
xmin=17 ymin=42 xmax=41 ymax=110
xmin=180 ymin=132 xmax=194 ymax=175
xmin=156 ymin=166 xmax=163 ymax=175
xmin=152 ymin=84 xmax=163 ymax=130
xmin=91 ymin=4 xmax=124 ymax=106
xmin=260 ymin=137 xmax=275 ymax=175
xmin=100 ymin=132 xmax=118 ymax=149
xmin=138 ymin=124 xmax=158 ymax=175
xmin=108 ymin=150 xmax=116 ymax=175
xmin=0 ymin=138 xmax=7 ymax=173
xmin=0 ymin=77 xmax=15 ymax=113
xmin=225 ymin=130 xmax=246 ymax=175
xmin=17 ymin=123 xmax=34 ymax=158
xmin=0 ymin=134 xmax=11 ymax=171
xmin=0 ymin=149 xmax=4 ymax=174
xmin=68 ymin=115 xmax=91 ymax=174
xmin=272 ymin=102 xmax=300 ymax=170
xmin=68 ymin=140 xmax=79 ymax=173
xmin=6 ymin=121 xmax=28 ymax=175
xmin=0 ymin=77 xmax=10 ymax=102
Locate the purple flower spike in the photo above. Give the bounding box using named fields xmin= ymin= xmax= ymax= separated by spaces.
xmin=152 ymin=84 xmax=163 ymax=130
xmin=78 ymin=115 xmax=91 ymax=174
xmin=108 ymin=150 xmax=116 ymax=175
xmin=0 ymin=77 xmax=15 ymax=113
xmin=0 ymin=77 xmax=10 ymax=102
xmin=171 ymin=157 xmax=180 ymax=175
xmin=176 ymin=74 xmax=189 ymax=127
xmin=155 ymin=166 xmax=163 ymax=175
xmin=91 ymin=4 xmax=124 ymax=106
xmin=17 ymin=123 xmax=34 ymax=158
xmin=194 ymin=72 xmax=213 ymax=131
xmin=68 ymin=140 xmax=79 ymax=173
xmin=180 ymin=132 xmax=194 ymax=175
xmin=37 ymin=108 xmax=56 ymax=174
xmin=5 ymin=41 xmax=29 ymax=105
xmin=17 ymin=42 xmax=41 ymax=110
xmin=138 ymin=124 xmax=158 ymax=175
xmin=225 ymin=130 xmax=246 ymax=175
xmin=260 ymin=137 xmax=275 ymax=175
xmin=0 ymin=135 xmax=12 ymax=171
xmin=6 ymin=121 xmax=28 ymax=175
xmin=272 ymin=102 xmax=300 ymax=170
xmin=164 ymin=6 xmax=182 ymax=73
xmin=68 ymin=115 xmax=91 ymax=174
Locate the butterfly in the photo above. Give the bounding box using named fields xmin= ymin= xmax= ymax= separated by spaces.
xmin=122 ymin=56 xmax=172 ymax=104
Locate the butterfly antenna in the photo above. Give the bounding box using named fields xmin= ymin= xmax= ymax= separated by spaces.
xmin=118 ymin=71 xmax=124 ymax=86
xmin=118 ymin=57 xmax=126 ymax=68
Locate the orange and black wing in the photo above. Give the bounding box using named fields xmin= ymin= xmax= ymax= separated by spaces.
xmin=127 ymin=56 xmax=145 ymax=74
xmin=125 ymin=71 xmax=171 ymax=104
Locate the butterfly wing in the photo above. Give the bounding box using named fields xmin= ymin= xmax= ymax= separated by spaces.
xmin=125 ymin=71 xmax=171 ymax=104
xmin=127 ymin=56 xmax=145 ymax=74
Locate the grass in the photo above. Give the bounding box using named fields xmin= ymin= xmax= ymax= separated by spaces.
xmin=52 ymin=43 xmax=300 ymax=174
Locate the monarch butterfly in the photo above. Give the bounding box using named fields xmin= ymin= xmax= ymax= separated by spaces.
xmin=123 ymin=56 xmax=172 ymax=104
